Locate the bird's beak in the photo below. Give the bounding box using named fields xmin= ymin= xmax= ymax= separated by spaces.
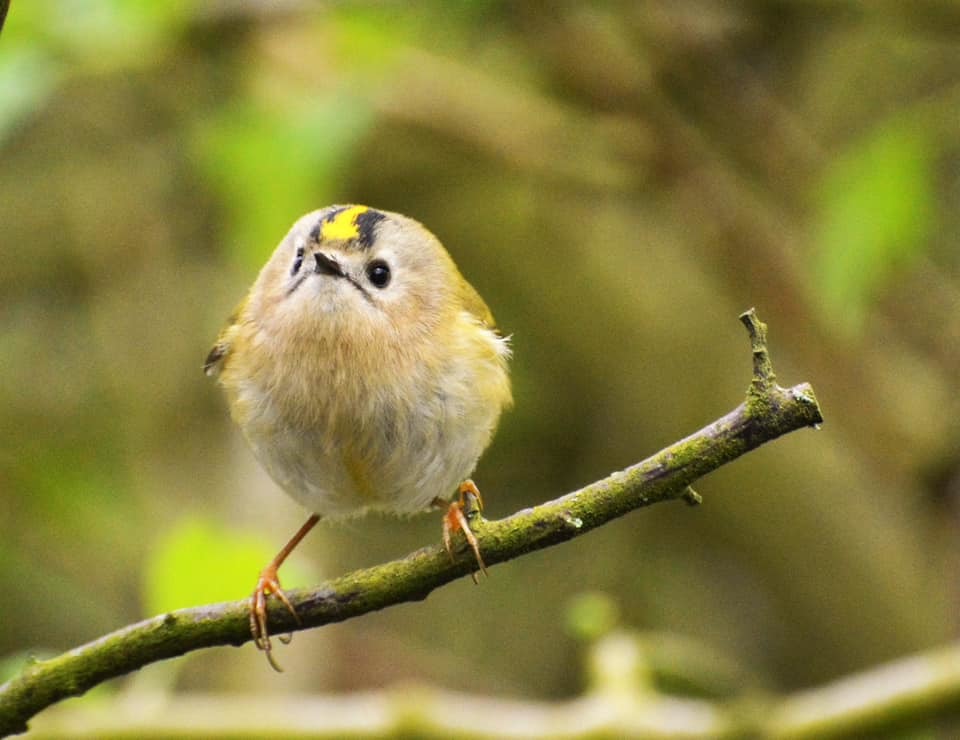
xmin=314 ymin=251 xmax=344 ymax=278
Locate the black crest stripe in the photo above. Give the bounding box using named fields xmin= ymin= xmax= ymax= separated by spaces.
xmin=309 ymin=206 xmax=348 ymax=243
xmin=355 ymin=209 xmax=385 ymax=249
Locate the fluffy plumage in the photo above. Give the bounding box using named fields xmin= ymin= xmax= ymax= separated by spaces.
xmin=207 ymin=206 xmax=512 ymax=519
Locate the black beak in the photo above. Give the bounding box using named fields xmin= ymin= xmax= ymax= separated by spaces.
xmin=314 ymin=251 xmax=343 ymax=277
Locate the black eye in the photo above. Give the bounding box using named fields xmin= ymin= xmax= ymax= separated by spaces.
xmin=291 ymin=246 xmax=304 ymax=275
xmin=366 ymin=259 xmax=391 ymax=288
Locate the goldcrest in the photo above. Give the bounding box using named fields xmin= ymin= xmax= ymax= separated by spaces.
xmin=205 ymin=205 xmax=512 ymax=668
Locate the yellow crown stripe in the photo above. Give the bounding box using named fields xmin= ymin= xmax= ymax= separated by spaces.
xmin=320 ymin=205 xmax=370 ymax=242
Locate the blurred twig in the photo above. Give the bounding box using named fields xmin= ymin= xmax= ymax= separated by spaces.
xmin=763 ymin=640 xmax=960 ymax=739
xmin=0 ymin=309 xmax=823 ymax=737
xmin=24 ymin=634 xmax=960 ymax=738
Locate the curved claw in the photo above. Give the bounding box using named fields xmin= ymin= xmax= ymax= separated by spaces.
xmin=250 ymin=565 xmax=302 ymax=672
xmin=438 ymin=480 xmax=488 ymax=584
xmin=248 ymin=514 xmax=320 ymax=671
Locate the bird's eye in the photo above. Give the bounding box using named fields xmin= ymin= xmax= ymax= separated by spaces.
xmin=365 ymin=259 xmax=391 ymax=289
xmin=291 ymin=246 xmax=305 ymax=275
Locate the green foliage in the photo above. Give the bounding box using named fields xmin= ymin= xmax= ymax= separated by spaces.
xmin=143 ymin=517 xmax=312 ymax=616
xmin=812 ymin=119 xmax=935 ymax=334
xmin=6 ymin=0 xmax=190 ymax=59
xmin=191 ymin=95 xmax=374 ymax=271
xmin=0 ymin=1 xmax=192 ymax=141
xmin=564 ymin=591 xmax=621 ymax=642
xmin=0 ymin=48 xmax=58 ymax=141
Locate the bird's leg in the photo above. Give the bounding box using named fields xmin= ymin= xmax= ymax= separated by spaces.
xmin=250 ymin=513 xmax=320 ymax=671
xmin=433 ymin=479 xmax=488 ymax=583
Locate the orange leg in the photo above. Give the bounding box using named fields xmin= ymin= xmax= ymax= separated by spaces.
xmin=435 ymin=480 xmax=488 ymax=583
xmin=251 ymin=513 xmax=320 ymax=672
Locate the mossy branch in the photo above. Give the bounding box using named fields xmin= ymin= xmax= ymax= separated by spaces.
xmin=0 ymin=309 xmax=823 ymax=737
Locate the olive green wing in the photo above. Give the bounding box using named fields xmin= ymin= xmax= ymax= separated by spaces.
xmin=203 ymin=297 xmax=247 ymax=377
xmin=458 ymin=276 xmax=499 ymax=331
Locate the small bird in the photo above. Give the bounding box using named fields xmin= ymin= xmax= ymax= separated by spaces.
xmin=205 ymin=205 xmax=512 ymax=669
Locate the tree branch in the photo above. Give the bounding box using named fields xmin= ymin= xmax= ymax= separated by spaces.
xmin=0 ymin=309 xmax=823 ymax=737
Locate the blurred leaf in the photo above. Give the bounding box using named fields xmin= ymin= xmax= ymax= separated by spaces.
xmin=329 ymin=0 xmax=501 ymax=67
xmin=0 ymin=0 xmax=191 ymax=142
xmin=0 ymin=73 xmax=52 ymax=142
xmin=565 ymin=591 xmax=620 ymax=642
xmin=0 ymin=28 xmax=60 ymax=142
xmin=328 ymin=6 xmax=410 ymax=72
xmin=191 ymin=94 xmax=374 ymax=271
xmin=38 ymin=0 xmax=189 ymax=65
xmin=812 ymin=119 xmax=934 ymax=334
xmin=143 ymin=516 xmax=312 ymax=616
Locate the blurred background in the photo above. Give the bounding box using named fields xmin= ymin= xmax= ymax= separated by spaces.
xmin=2 ymin=0 xmax=959 ymax=732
